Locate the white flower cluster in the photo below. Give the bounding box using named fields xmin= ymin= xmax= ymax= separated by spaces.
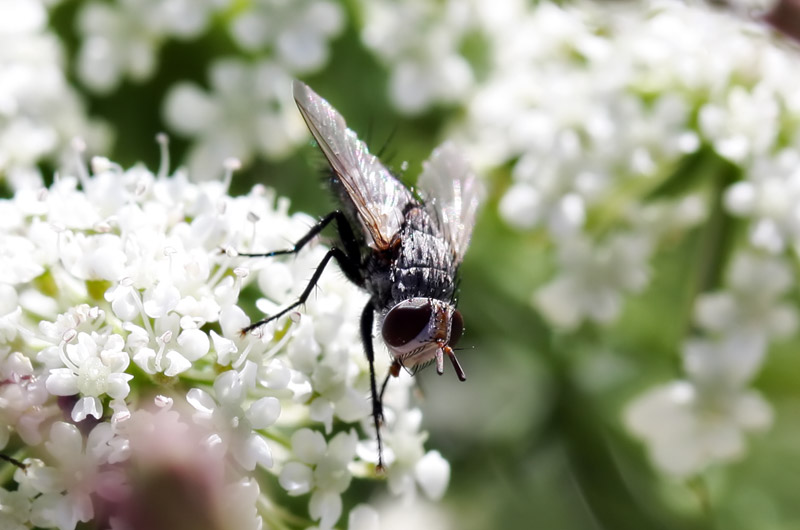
xmin=431 ymin=0 xmax=800 ymax=477
xmin=0 ymin=0 xmax=109 ymax=191
xmin=74 ymin=0 xmax=226 ymax=93
xmin=357 ymin=0 xmax=475 ymax=114
xmin=0 ymin=147 xmax=449 ymax=530
xmin=67 ymin=0 xmax=346 ymax=181
xmin=625 ymin=252 xmax=794 ymax=476
xmin=229 ymin=0 xmax=345 ymax=74
xmin=162 ymin=60 xmax=309 ymax=181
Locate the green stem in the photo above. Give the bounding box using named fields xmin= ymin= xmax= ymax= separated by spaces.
xmin=681 ymin=151 xmax=741 ymax=339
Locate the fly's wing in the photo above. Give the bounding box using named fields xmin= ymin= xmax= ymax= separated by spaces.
xmin=293 ymin=81 xmax=416 ymax=250
xmin=417 ymin=141 xmax=483 ymax=264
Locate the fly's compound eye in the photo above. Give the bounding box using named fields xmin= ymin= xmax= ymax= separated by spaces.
xmin=449 ymin=309 xmax=464 ymax=346
xmin=382 ymin=302 xmax=433 ymax=348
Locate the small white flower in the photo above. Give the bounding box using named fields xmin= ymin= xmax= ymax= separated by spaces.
xmin=626 ymin=332 xmax=772 ymax=477
xmin=699 ymin=84 xmax=780 ymax=163
xmin=624 ymin=379 xmax=772 ymax=477
xmin=25 ymin=422 xmax=125 ymax=530
xmin=380 ymin=406 xmax=450 ymax=503
xmin=45 ymin=331 xmax=133 ymax=422
xmin=229 ymin=0 xmax=344 ymax=73
xmin=187 ymin=363 xmax=277 ymax=470
xmin=162 ymin=59 xmax=308 ymax=181
xmin=724 ymin=149 xmax=800 ymax=253
xmin=220 ymin=478 xmax=264 ymax=530
xmin=694 ymin=252 xmax=798 ymax=341
xmin=413 ymin=450 xmax=450 ymax=501
xmin=0 ymin=486 xmax=32 ymax=530
xmin=359 ymin=0 xmax=474 ymax=113
xmin=0 ymin=0 xmax=109 ymax=189
xmin=279 ymin=428 xmax=358 ymax=530
xmin=74 ymin=0 xmax=223 ymax=93
xmin=534 ymin=233 xmax=652 ymax=329
xmin=348 ymin=504 xmax=380 ymax=530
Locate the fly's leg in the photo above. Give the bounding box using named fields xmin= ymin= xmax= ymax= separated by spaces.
xmin=0 ymin=453 xmax=26 ymax=470
xmin=241 ymin=247 xmax=361 ymax=335
xmin=236 ymin=210 xmax=360 ymax=265
xmin=239 ymin=210 xmax=363 ymax=335
xmin=361 ymin=301 xmax=387 ymax=473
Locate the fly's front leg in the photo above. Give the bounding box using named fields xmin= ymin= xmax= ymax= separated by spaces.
xmin=241 ymin=247 xmax=361 ymax=335
xmin=361 ymin=301 xmax=387 ymax=472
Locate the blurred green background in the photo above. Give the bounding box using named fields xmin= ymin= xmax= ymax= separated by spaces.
xmin=27 ymin=1 xmax=800 ymax=528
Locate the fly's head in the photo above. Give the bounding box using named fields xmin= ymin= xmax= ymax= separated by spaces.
xmin=380 ymin=297 xmax=466 ymax=381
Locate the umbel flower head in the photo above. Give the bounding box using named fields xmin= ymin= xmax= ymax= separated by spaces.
xmin=0 ymin=139 xmax=449 ymax=530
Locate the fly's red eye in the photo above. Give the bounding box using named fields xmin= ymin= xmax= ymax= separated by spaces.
xmin=449 ymin=310 xmax=464 ymax=346
xmin=382 ymin=303 xmax=433 ymax=348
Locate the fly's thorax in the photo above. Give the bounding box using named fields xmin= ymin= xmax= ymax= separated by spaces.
xmin=379 ymin=297 xmax=463 ymax=366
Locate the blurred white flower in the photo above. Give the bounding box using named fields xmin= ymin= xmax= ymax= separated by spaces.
xmin=163 ymin=58 xmax=308 ymax=180
xmin=373 ymin=496 xmax=453 ymax=530
xmin=725 ymin=149 xmax=800 ymax=253
xmin=0 ymin=0 xmax=109 ymax=190
xmin=22 ymin=422 xmax=126 ymax=530
xmin=45 ymin=331 xmax=134 ymax=422
xmin=187 ymin=364 xmax=277 ymax=471
xmin=229 ymin=0 xmax=344 ymax=73
xmin=699 ymin=84 xmax=780 ymax=163
xmin=384 ymin=408 xmax=451 ymax=502
xmin=75 ymin=0 xmax=225 ymax=93
xmin=359 ymin=0 xmax=474 ymax=113
xmin=694 ymin=252 xmax=798 ymax=341
xmin=279 ymin=428 xmax=358 ymax=530
xmin=625 ymin=378 xmax=772 ymax=477
xmin=625 ymin=332 xmax=772 ymax=477
xmin=0 ymin=486 xmax=31 ymax=530
xmin=348 ymin=504 xmax=380 ymax=530
xmin=534 ymin=233 xmax=652 ymax=329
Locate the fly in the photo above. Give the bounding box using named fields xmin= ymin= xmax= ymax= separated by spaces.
xmin=240 ymin=81 xmax=482 ymax=471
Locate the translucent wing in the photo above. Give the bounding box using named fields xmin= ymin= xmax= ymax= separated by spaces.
xmin=417 ymin=142 xmax=482 ymax=263
xmin=293 ymin=81 xmax=415 ymax=250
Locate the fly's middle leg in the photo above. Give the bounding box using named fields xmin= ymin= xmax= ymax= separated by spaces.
xmin=360 ymin=300 xmax=388 ymax=472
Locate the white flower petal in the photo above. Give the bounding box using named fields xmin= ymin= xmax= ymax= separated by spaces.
xmin=72 ymin=396 xmax=103 ymax=422
xmin=414 ymin=450 xmax=450 ymax=500
xmin=247 ymin=396 xmax=281 ymax=430
xmin=348 ymin=504 xmax=380 ymax=530
xmin=309 ymin=489 xmax=342 ymax=530
xmin=186 ymin=388 xmax=216 ymax=415
xmin=45 ymin=369 xmax=79 ymax=396
xmin=234 ymin=433 xmax=272 ymax=471
xmin=163 ymin=350 xmax=192 ymax=376
xmin=291 ymin=429 xmax=327 ymax=465
xmin=177 ymin=328 xmax=210 ymax=361
xmin=279 ymin=461 xmax=314 ymax=496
